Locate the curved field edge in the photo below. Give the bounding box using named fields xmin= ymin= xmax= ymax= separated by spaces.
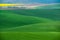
xmin=0 ymin=32 xmax=59 ymax=40
xmin=1 ymin=22 xmax=60 ymax=32
xmin=1 ymin=9 xmax=60 ymax=20
xmin=0 ymin=13 xmax=53 ymax=29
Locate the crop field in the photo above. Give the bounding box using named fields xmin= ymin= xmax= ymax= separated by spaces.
xmin=0 ymin=9 xmax=60 ymax=40
xmin=0 ymin=32 xmax=60 ymax=40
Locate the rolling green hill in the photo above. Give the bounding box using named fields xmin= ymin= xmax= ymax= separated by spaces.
xmin=1 ymin=22 xmax=60 ymax=32
xmin=0 ymin=9 xmax=60 ymax=40
xmin=0 ymin=10 xmax=60 ymax=32
xmin=1 ymin=9 xmax=60 ymax=20
xmin=0 ymin=12 xmax=53 ymax=29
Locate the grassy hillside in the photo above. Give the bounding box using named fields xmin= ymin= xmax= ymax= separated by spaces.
xmin=0 ymin=32 xmax=59 ymax=40
xmin=1 ymin=22 xmax=60 ymax=32
xmin=0 ymin=9 xmax=60 ymax=40
xmin=0 ymin=12 xmax=53 ymax=29
xmin=1 ymin=9 xmax=60 ymax=20
xmin=1 ymin=21 xmax=60 ymax=32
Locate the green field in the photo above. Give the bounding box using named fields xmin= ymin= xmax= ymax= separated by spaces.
xmin=2 ymin=9 xmax=60 ymax=20
xmin=0 ymin=32 xmax=60 ymax=40
xmin=0 ymin=9 xmax=60 ymax=40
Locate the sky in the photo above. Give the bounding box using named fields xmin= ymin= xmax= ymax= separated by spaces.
xmin=1 ymin=0 xmax=60 ymax=4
